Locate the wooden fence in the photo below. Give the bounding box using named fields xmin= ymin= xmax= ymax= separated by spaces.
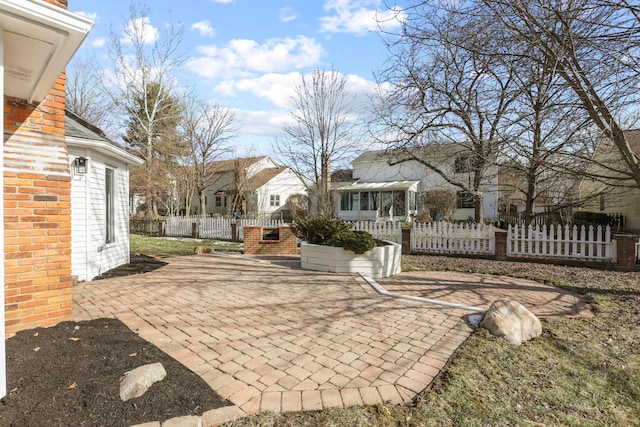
xmin=507 ymin=223 xmax=614 ymax=262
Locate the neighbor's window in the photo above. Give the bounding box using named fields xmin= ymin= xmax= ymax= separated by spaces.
xmin=350 ymin=192 xmax=360 ymax=211
xmin=457 ymin=191 xmax=475 ymax=209
xmin=105 ymin=168 xmax=115 ymax=244
xmin=360 ymin=192 xmax=370 ymax=211
xmin=340 ymin=192 xmax=350 ymax=210
xmin=215 ymin=195 xmax=226 ymax=207
xmin=270 ymin=194 xmax=280 ymax=207
xmin=599 ymin=194 xmax=605 ymax=211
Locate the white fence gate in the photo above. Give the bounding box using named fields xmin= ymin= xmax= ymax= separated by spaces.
xmin=412 ymin=222 xmax=495 ymax=255
xmin=507 ymin=224 xmax=614 ymax=262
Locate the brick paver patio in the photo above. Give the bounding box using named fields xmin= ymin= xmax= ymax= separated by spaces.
xmin=72 ymin=254 xmax=591 ymax=421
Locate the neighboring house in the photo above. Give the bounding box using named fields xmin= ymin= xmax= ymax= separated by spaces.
xmin=189 ymin=156 xmax=307 ymax=218
xmin=66 ymin=111 xmax=143 ymax=282
xmin=1 ymin=0 xmax=93 ymax=398
xmin=498 ymin=162 xmax=580 ymax=221
xmin=332 ymin=146 xmax=499 ymax=222
xmin=580 ymin=129 xmax=640 ymax=230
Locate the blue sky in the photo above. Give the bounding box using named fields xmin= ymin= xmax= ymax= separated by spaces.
xmin=70 ymin=0 xmax=406 ymax=155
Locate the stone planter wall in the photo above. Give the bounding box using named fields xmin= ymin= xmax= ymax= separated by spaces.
xmin=300 ymin=241 xmax=401 ymax=278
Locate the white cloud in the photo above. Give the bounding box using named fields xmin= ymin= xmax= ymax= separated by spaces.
xmin=191 ymin=21 xmax=215 ymax=37
xmin=92 ymin=38 xmax=107 ymax=48
xmin=211 ymin=0 xmax=233 ymax=3
xmin=216 ymin=71 xmax=381 ymax=112
xmin=233 ymin=109 xmax=290 ymax=138
xmin=122 ymin=17 xmax=159 ymax=44
xmin=217 ymin=73 xmax=302 ymax=107
xmin=320 ymin=0 xmax=405 ymax=35
xmin=188 ymin=36 xmax=324 ymax=79
xmin=279 ymin=7 xmax=297 ymax=23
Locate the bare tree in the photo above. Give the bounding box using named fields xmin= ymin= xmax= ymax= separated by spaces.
xmin=103 ymin=3 xmax=188 ymax=217
xmin=180 ymin=97 xmax=237 ymax=217
xmin=375 ymin=5 xmax=518 ymax=221
xmin=273 ymin=68 xmax=360 ymax=215
xmin=481 ymin=0 xmax=640 ymax=187
xmin=66 ymin=57 xmax=119 ymax=138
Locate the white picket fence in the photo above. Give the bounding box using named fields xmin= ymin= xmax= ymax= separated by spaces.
xmin=507 ymin=223 xmax=614 ymax=261
xmin=164 ymin=216 xmax=284 ymax=240
xmin=412 ymin=222 xmax=495 ymax=255
xmin=349 ymin=221 xmax=403 ymax=243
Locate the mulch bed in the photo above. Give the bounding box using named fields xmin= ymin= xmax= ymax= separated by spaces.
xmin=0 ymin=253 xmax=254 ymax=425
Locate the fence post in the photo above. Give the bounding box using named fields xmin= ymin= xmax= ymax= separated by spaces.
xmin=401 ymin=226 xmax=412 ymax=255
xmin=231 ymin=222 xmax=238 ymax=241
xmin=191 ymin=221 xmax=198 ymax=238
xmin=160 ymin=221 xmax=166 ymax=237
xmin=495 ymin=229 xmax=508 ymax=259
xmin=614 ymin=233 xmax=637 ymax=269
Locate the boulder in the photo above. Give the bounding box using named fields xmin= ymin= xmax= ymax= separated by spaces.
xmin=119 ymin=362 xmax=167 ymax=401
xmin=480 ymin=298 xmax=542 ymax=345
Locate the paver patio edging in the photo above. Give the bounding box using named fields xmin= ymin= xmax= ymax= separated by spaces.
xmin=360 ymin=274 xmax=488 ymax=313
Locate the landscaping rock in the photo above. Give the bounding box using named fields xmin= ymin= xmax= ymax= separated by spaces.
xmin=480 ymin=299 xmax=542 ymax=345
xmin=194 ymin=246 xmax=214 ymax=254
xmin=119 ymin=362 xmax=167 ymax=401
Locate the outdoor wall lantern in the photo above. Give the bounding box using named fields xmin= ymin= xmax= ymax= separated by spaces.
xmin=73 ymin=157 xmax=88 ymax=175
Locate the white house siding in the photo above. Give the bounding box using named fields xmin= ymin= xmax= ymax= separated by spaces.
xmin=69 ymin=150 xmax=132 ymax=281
xmin=349 ymin=151 xmax=499 ymax=221
xmin=253 ymin=169 xmax=307 ymax=217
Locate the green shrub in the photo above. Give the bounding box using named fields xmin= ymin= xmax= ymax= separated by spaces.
xmin=291 ymin=215 xmax=376 ymax=254
xmin=333 ymin=230 xmax=376 ymax=254
xmin=291 ymin=215 xmax=351 ymax=245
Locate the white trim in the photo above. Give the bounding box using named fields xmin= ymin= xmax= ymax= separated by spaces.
xmin=334 ymin=180 xmax=420 ymax=191
xmin=0 ymin=0 xmax=93 ymax=102
xmin=1 ymin=23 xmax=7 ymax=399
xmin=67 ymin=137 xmax=143 ymax=166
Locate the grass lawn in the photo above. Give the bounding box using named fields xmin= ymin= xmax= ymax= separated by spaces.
xmin=222 ymin=255 xmax=640 ymax=427
xmin=130 ymin=234 xmax=242 ymax=257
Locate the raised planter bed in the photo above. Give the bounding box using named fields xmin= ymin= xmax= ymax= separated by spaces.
xmin=300 ymin=241 xmax=401 ymax=279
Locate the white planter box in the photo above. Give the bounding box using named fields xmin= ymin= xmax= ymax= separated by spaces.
xmin=300 ymin=241 xmax=401 ymax=278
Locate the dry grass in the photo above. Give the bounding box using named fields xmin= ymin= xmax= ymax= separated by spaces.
xmin=225 ymin=255 xmax=640 ymax=426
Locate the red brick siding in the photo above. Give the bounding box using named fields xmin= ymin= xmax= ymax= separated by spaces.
xmin=4 ymin=57 xmax=71 ymax=336
xmin=243 ymin=226 xmax=298 ymax=256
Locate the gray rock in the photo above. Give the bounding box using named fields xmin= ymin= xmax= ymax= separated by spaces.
xmin=480 ymin=298 xmax=542 ymax=345
xmin=119 ymin=362 xmax=167 ymax=401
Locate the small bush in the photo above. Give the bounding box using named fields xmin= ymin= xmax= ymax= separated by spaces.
xmin=291 ymin=215 xmax=351 ymax=245
xmin=333 ymin=230 xmax=376 ymax=254
xmin=291 ymin=215 xmax=376 ymax=254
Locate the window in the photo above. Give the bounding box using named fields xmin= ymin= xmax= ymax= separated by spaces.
xmin=270 ymin=195 xmax=280 ymax=207
xmin=454 ymin=155 xmax=473 ymax=173
xmin=105 ymin=168 xmax=115 ymax=244
xmin=599 ymin=194 xmax=605 ymax=211
xmin=215 ymin=195 xmax=226 ymax=208
xmin=457 ymin=191 xmax=475 ymax=209
xmin=393 ymin=190 xmax=406 ymax=216
xmin=408 ymin=191 xmax=416 ymax=211
xmin=340 ymin=192 xmax=350 ymax=210
xmin=350 ymin=192 xmax=360 ymax=210
xmin=360 ymin=192 xmax=370 ymax=211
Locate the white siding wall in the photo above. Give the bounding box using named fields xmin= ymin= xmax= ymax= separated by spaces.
xmin=69 ymin=149 xmax=131 ymax=281
xmin=352 ymin=157 xmax=499 ymax=220
xmin=255 ymin=169 xmax=307 ymax=217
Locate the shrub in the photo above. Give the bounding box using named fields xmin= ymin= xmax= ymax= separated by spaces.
xmin=291 ymin=215 xmax=351 ymax=245
xmin=333 ymin=230 xmax=376 ymax=254
xmin=291 ymin=215 xmax=376 ymax=254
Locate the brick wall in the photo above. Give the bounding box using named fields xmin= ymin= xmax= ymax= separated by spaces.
xmin=3 ymin=0 xmax=72 ymax=337
xmin=243 ymin=226 xmax=298 ymax=256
